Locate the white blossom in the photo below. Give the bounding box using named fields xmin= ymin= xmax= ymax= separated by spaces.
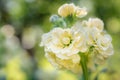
xmin=41 ymin=3 xmax=114 ymax=73
xmin=45 ymin=52 xmax=82 ymax=73
xmin=83 ymin=18 xmax=104 ymax=32
xmin=40 ymin=26 xmax=88 ymax=59
xmin=94 ymin=33 xmax=114 ymax=63
xmin=58 ymin=3 xmax=75 ymax=17
xmin=58 ymin=3 xmax=87 ymax=18
xmin=75 ymin=7 xmax=87 ymax=18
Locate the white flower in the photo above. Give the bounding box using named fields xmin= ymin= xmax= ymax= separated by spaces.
xmin=93 ymin=33 xmax=114 ymax=64
xmin=83 ymin=18 xmax=104 ymax=32
xmin=40 ymin=26 xmax=88 ymax=60
xmin=81 ymin=18 xmax=104 ymax=46
xmin=96 ymin=34 xmax=112 ymax=51
xmin=71 ymin=22 xmax=88 ymax=52
xmin=86 ymin=27 xmax=100 ymax=45
xmin=58 ymin=3 xmax=75 ymax=17
xmin=80 ymin=18 xmax=114 ymax=64
xmin=45 ymin=52 xmax=82 ymax=73
xmin=75 ymin=7 xmax=87 ymax=18
xmin=40 ymin=24 xmax=89 ymax=72
xmin=58 ymin=3 xmax=87 ymax=18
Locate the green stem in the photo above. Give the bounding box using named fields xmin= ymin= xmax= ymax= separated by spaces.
xmin=80 ymin=53 xmax=89 ymax=80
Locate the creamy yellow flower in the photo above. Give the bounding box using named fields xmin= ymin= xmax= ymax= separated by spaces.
xmin=45 ymin=52 xmax=82 ymax=73
xmin=40 ymin=27 xmax=88 ymax=59
xmin=83 ymin=18 xmax=104 ymax=32
xmin=40 ymin=25 xmax=89 ymax=72
xmin=93 ymin=33 xmax=114 ymax=64
xmin=96 ymin=34 xmax=112 ymax=51
xmin=75 ymin=7 xmax=87 ymax=18
xmin=71 ymin=23 xmax=88 ymax=52
xmin=81 ymin=18 xmax=104 ymax=46
xmin=80 ymin=18 xmax=113 ymax=64
xmin=58 ymin=3 xmax=88 ymax=18
xmin=85 ymin=27 xmax=99 ymax=45
xmin=58 ymin=3 xmax=75 ymax=17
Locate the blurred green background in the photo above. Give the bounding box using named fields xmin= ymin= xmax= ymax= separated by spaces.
xmin=0 ymin=0 xmax=120 ymax=80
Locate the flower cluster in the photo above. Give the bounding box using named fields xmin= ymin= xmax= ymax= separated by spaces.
xmin=40 ymin=3 xmax=114 ymax=73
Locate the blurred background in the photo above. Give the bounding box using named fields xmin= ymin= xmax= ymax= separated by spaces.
xmin=0 ymin=0 xmax=120 ymax=80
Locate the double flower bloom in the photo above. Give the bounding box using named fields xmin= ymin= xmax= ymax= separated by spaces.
xmin=40 ymin=3 xmax=114 ymax=73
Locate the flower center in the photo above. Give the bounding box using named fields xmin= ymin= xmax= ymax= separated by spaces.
xmin=62 ymin=37 xmax=71 ymax=45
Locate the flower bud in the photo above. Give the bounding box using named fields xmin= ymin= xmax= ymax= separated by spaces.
xmin=75 ymin=7 xmax=87 ymax=18
xmin=49 ymin=15 xmax=59 ymax=23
